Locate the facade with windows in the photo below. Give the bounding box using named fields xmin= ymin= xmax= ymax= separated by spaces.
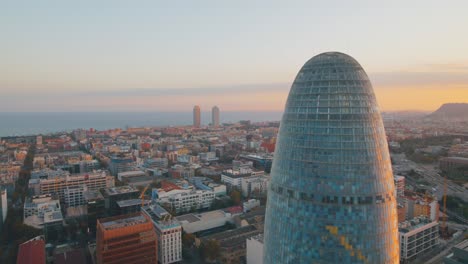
xmin=399 ymin=216 xmax=439 ymax=262
xmin=263 ymin=52 xmax=399 ymax=263
xmin=142 ymin=204 xmax=182 ymax=264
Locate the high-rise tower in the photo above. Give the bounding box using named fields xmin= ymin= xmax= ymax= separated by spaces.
xmin=193 ymin=105 xmax=201 ymax=127
xmin=263 ymin=52 xmax=399 ymax=263
xmin=212 ymin=106 xmax=220 ymax=127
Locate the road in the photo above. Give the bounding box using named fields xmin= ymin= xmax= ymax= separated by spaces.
xmin=392 ymin=153 xmax=468 ymax=202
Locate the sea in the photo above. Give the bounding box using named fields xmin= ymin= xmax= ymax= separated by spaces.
xmin=0 ymin=111 xmax=283 ymax=137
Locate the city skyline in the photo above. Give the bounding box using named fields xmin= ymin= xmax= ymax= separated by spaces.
xmin=1 ymin=1 xmax=468 ymax=112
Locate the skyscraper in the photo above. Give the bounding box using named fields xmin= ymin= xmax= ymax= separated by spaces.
xmin=193 ymin=105 xmax=201 ymax=127
xmin=263 ymin=52 xmax=399 ymax=263
xmin=212 ymin=106 xmax=220 ymax=127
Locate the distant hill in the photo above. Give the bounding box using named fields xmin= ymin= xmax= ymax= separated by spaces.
xmin=429 ymin=103 xmax=468 ymax=120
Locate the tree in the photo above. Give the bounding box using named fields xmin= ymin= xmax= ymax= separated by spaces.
xmin=182 ymin=232 xmax=196 ymax=247
xmin=230 ymin=189 xmax=241 ymax=206
xmin=202 ymin=239 xmax=221 ymax=262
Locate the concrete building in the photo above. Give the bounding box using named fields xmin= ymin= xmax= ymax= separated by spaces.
xmin=23 ymin=194 xmax=63 ymax=228
xmin=142 ymin=204 xmax=182 ymax=264
xmin=101 ymin=186 xmax=140 ymax=216
xmin=157 ymin=188 xmax=216 ymax=214
xmin=63 ymin=186 xmax=86 ymax=208
xmin=241 ymin=175 xmax=269 ymax=197
xmin=212 ymin=106 xmax=220 ymax=127
xmin=221 ymin=168 xmax=254 ymax=190
xmin=83 ymin=190 xmax=105 ymax=233
xmin=246 ymin=234 xmax=264 ymax=264
xmin=109 ymin=156 xmax=135 ymax=176
xmin=117 ymin=170 xmax=146 ymax=182
xmin=193 ymin=105 xmax=201 ymax=128
xmin=31 ymin=170 xmax=114 ymax=201
xmin=399 ymin=216 xmax=439 ymax=262
xmin=198 ymin=152 xmax=218 ymax=162
xmin=243 ymin=199 xmax=261 ymax=213
xmin=201 ymin=225 xmax=261 ymax=264
xmin=176 ymin=209 xmax=236 ymax=234
xmin=395 ymin=175 xmax=405 ymax=198
xmin=440 ymin=157 xmax=468 ymax=171
xmin=96 ymin=212 xmax=158 ymax=264
xmin=444 ymin=239 xmax=468 ymax=264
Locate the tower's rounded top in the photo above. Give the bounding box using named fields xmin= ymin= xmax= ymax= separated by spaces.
xmin=303 ymin=51 xmax=362 ymax=69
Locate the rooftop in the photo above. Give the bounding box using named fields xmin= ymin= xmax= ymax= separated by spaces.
xmin=103 ymin=185 xmax=138 ymax=196
xmin=100 ymin=213 xmax=149 ymax=231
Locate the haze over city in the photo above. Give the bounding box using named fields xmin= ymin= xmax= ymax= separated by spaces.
xmin=2 ymin=2 xmax=468 ymax=264
xmin=2 ymin=1 xmax=468 ymax=112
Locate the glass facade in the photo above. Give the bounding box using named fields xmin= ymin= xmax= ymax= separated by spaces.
xmin=263 ymin=52 xmax=399 ymax=263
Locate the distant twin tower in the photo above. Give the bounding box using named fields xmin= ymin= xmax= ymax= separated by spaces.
xmin=193 ymin=105 xmax=220 ymax=127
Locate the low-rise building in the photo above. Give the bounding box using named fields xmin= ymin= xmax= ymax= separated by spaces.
xmin=444 ymin=239 xmax=468 ymax=264
xmin=241 ymin=175 xmax=269 ymax=197
xmin=23 ymin=194 xmax=63 ymax=229
xmin=399 ymin=216 xmax=439 ymax=262
xmin=157 ymin=188 xmax=216 ymax=214
xmin=176 ymin=209 xmax=235 ymax=234
xmin=200 ymin=225 xmax=261 ymax=264
xmin=246 ymin=234 xmax=264 ymax=264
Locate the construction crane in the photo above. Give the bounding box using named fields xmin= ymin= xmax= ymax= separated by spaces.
xmin=440 ymin=174 xmax=466 ymax=239
xmin=140 ymin=184 xmax=150 ymax=208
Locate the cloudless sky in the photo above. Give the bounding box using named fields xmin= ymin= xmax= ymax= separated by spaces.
xmin=1 ymin=0 xmax=468 ymax=112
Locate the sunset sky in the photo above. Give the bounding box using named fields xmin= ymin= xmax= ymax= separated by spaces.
xmin=1 ymin=1 xmax=468 ymax=112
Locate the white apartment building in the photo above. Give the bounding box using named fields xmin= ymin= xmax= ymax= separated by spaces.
xmin=399 ymin=216 xmax=439 ymax=262
xmin=142 ymin=204 xmax=182 ymax=264
xmin=157 ymin=189 xmax=215 ymax=213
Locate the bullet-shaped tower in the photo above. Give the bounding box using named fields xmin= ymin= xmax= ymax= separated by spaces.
xmin=263 ymin=52 xmax=399 ymax=263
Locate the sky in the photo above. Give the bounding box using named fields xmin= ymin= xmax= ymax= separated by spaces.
xmin=1 ymin=0 xmax=468 ymax=112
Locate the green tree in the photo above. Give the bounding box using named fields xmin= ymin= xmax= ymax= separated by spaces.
xmin=202 ymin=239 xmax=221 ymax=262
xmin=230 ymin=189 xmax=242 ymax=206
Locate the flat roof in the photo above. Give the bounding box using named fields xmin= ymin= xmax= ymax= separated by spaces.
xmin=104 ymin=185 xmax=138 ymax=195
xmin=455 ymin=239 xmax=468 ymax=251
xmin=100 ymin=214 xmax=148 ymax=230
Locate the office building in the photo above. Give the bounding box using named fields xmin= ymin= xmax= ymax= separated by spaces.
xmin=263 ymin=52 xmax=399 ymax=263
xmin=96 ymin=212 xmax=158 ymax=264
xmin=142 ymin=204 xmax=182 ymax=264
xmin=193 ymin=105 xmax=201 ymax=127
xmin=399 ymin=216 xmax=439 ymax=262
xmin=212 ymin=105 xmax=220 ymax=127
xmin=101 ymin=186 xmax=140 ymax=216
